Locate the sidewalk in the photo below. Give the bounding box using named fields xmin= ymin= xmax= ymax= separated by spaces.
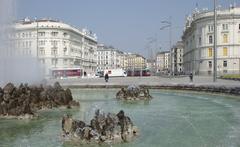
xmin=49 ymin=76 xmax=240 ymax=88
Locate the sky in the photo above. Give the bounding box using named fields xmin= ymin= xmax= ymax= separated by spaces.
xmin=17 ymin=0 xmax=236 ymax=58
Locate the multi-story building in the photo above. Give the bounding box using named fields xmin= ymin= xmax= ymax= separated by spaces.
xmin=171 ymin=41 xmax=184 ymax=74
xmin=13 ymin=18 xmax=98 ymax=78
xmin=156 ymin=51 xmax=170 ymax=72
xmin=118 ymin=51 xmax=128 ymax=70
xmin=96 ymin=44 xmax=122 ymax=70
xmin=146 ymin=59 xmax=156 ymax=73
xmin=126 ymin=53 xmax=146 ymax=70
xmin=182 ymin=7 xmax=240 ymax=75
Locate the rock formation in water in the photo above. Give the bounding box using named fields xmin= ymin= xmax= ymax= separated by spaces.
xmin=116 ymin=85 xmax=152 ymax=100
xmin=62 ymin=110 xmax=139 ymax=144
xmin=0 ymin=82 xmax=79 ymax=118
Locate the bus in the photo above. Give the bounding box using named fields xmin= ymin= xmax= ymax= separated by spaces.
xmin=52 ymin=68 xmax=82 ymax=79
xmin=127 ymin=69 xmax=151 ymax=77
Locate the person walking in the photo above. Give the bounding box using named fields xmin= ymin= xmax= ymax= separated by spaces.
xmin=105 ymin=73 xmax=109 ymax=82
xmin=189 ymin=72 xmax=193 ymax=82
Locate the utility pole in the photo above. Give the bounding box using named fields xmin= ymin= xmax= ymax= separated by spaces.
xmin=169 ymin=17 xmax=173 ymax=76
xmin=213 ymin=0 xmax=217 ymax=82
xmin=160 ymin=16 xmax=172 ymax=76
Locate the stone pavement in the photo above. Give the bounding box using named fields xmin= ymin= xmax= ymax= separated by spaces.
xmin=49 ymin=76 xmax=240 ymax=87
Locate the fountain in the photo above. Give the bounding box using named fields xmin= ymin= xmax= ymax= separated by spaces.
xmin=0 ymin=0 xmax=44 ymax=86
xmin=1 ymin=89 xmax=240 ymax=146
xmin=62 ymin=109 xmax=139 ymax=145
xmin=0 ymin=82 xmax=79 ymax=119
xmin=116 ymin=85 xmax=152 ymax=100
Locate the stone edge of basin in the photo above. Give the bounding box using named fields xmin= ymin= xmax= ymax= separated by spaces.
xmin=62 ymin=84 xmax=240 ymax=96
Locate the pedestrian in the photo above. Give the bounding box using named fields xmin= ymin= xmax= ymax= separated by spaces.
xmin=189 ymin=72 xmax=193 ymax=82
xmin=105 ymin=73 xmax=109 ymax=82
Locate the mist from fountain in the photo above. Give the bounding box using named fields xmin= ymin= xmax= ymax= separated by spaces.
xmin=0 ymin=0 xmax=44 ymax=86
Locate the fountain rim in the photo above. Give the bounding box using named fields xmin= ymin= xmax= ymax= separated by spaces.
xmin=65 ymin=84 xmax=240 ymax=97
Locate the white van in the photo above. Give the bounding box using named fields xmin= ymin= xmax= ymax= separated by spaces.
xmin=104 ymin=69 xmax=127 ymax=77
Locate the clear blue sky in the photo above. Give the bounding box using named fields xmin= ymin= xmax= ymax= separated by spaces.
xmin=17 ymin=0 xmax=235 ymax=58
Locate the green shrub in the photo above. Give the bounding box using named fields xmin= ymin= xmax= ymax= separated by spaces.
xmin=221 ymin=74 xmax=240 ymax=79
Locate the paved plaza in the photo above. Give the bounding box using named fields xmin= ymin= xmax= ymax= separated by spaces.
xmin=49 ymin=76 xmax=240 ymax=87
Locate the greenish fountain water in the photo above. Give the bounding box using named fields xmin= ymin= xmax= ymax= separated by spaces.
xmin=1 ymin=89 xmax=240 ymax=147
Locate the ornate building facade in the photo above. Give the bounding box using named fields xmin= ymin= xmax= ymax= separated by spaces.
xmin=13 ymin=18 xmax=98 ymax=78
xmin=182 ymin=7 xmax=240 ymax=75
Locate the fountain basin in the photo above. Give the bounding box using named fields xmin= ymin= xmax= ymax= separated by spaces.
xmin=1 ymin=89 xmax=240 ymax=147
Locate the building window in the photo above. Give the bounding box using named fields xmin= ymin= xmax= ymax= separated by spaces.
xmin=52 ymin=59 xmax=58 ymax=65
xmin=63 ymin=59 xmax=68 ymax=65
xmin=51 ymin=32 xmax=58 ymax=37
xmin=63 ymin=47 xmax=67 ymax=55
xmin=51 ymin=40 xmax=58 ymax=46
xmin=209 ymin=35 xmax=213 ymax=44
xmin=208 ymin=48 xmax=213 ymax=57
xmin=198 ymin=37 xmax=202 ymax=46
xmin=208 ymin=25 xmax=214 ymax=32
xmin=63 ymin=32 xmax=68 ymax=37
xmin=38 ymin=32 xmax=45 ymax=37
xmin=223 ymin=47 xmax=228 ymax=56
xmin=51 ymin=48 xmax=58 ymax=55
xmin=223 ymin=61 xmax=227 ymax=67
xmin=222 ymin=24 xmax=228 ymax=31
xmin=39 ymin=47 xmax=45 ymax=55
xmin=38 ymin=40 xmax=45 ymax=46
xmin=223 ymin=34 xmax=228 ymax=43
xmin=209 ymin=61 xmax=212 ymax=68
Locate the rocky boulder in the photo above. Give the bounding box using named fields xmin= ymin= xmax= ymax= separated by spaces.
xmin=116 ymin=85 xmax=152 ymax=100
xmin=62 ymin=110 xmax=139 ymax=145
xmin=0 ymin=82 xmax=79 ymax=118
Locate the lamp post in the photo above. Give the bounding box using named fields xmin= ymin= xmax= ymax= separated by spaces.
xmin=146 ymin=36 xmax=157 ymax=75
xmin=160 ymin=17 xmax=173 ymax=76
xmin=213 ymin=0 xmax=217 ymax=82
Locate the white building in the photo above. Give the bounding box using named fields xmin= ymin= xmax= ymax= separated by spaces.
xmin=146 ymin=59 xmax=156 ymax=73
xmin=96 ymin=44 xmax=123 ymax=70
xmin=13 ymin=18 xmax=98 ymax=78
xmin=171 ymin=41 xmax=183 ymax=75
xmin=182 ymin=7 xmax=240 ymax=75
xmin=126 ymin=53 xmax=146 ymax=70
xmin=156 ymin=51 xmax=170 ymax=72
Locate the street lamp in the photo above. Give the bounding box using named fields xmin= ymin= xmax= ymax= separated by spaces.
xmin=160 ymin=17 xmax=173 ymax=76
xmin=146 ymin=36 xmax=158 ymax=75
xmin=213 ymin=0 xmax=217 ymax=82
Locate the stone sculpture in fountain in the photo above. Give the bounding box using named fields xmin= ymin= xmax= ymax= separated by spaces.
xmin=116 ymin=85 xmax=152 ymax=100
xmin=62 ymin=109 xmax=139 ymax=145
xmin=0 ymin=82 xmax=79 ymax=119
